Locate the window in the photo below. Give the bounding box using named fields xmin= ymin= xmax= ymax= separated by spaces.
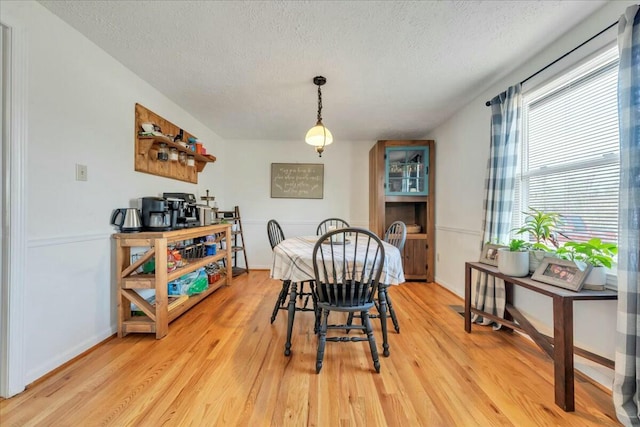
xmin=512 ymin=46 xmax=620 ymax=249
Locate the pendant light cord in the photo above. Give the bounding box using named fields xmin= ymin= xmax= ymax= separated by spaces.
xmin=317 ymin=85 xmax=323 ymax=124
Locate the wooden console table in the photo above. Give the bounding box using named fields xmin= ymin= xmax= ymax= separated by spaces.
xmin=464 ymin=261 xmax=617 ymax=412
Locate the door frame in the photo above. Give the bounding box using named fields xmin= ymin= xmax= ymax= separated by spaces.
xmin=1 ymin=12 xmax=28 ymax=398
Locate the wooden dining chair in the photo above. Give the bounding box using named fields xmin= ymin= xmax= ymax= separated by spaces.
xmin=312 ymin=227 xmax=384 ymax=373
xmin=316 ymin=218 xmax=350 ymax=235
xmin=347 ymin=220 xmax=405 ymax=342
xmin=267 ymin=220 xmax=317 ymax=328
xmin=381 ymin=221 xmax=406 ymax=333
xmin=384 ymin=221 xmax=407 ymax=252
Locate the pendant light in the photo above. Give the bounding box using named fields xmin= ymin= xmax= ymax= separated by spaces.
xmin=305 ymin=76 xmax=333 ymax=157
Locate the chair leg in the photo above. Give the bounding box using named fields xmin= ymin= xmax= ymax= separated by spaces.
xmin=316 ymin=309 xmax=329 ymax=373
xmin=271 ymin=280 xmax=291 ymax=324
xmin=299 ymin=281 xmax=311 ymax=309
xmin=385 ymin=288 xmax=400 ymax=333
xmin=345 ymin=312 xmax=354 ymax=332
xmin=378 ymin=288 xmax=390 ymax=357
xmin=284 ymin=282 xmax=298 ymax=356
xmin=363 ymin=311 xmax=380 ymax=373
xmin=310 ymin=282 xmax=320 ymax=334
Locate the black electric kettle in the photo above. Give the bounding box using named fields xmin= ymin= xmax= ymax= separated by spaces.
xmin=111 ymin=208 xmax=142 ymax=233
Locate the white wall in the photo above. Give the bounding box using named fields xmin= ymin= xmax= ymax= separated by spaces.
xmin=4 ymin=1 xmax=229 ymax=385
xmin=429 ymin=1 xmax=632 ymax=388
xmin=224 ymin=139 xmax=373 ymax=269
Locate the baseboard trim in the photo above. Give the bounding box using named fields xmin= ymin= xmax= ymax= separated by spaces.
xmin=25 ymin=332 xmax=117 ymax=390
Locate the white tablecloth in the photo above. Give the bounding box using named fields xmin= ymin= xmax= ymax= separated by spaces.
xmin=270 ymin=236 xmax=405 ymax=285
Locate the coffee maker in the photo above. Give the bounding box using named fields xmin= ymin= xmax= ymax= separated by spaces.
xmin=163 ymin=193 xmax=200 ymax=228
xmin=141 ymin=197 xmax=172 ymax=231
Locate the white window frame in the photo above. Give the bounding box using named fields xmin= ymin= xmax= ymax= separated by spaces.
xmin=515 ymin=43 xmax=620 ymax=288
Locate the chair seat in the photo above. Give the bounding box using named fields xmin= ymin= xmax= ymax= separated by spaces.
xmin=316 ymin=301 xmax=375 ymax=312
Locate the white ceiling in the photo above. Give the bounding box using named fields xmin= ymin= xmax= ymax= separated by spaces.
xmin=39 ymin=0 xmax=607 ymax=141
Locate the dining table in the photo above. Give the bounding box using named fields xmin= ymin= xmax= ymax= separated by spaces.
xmin=270 ymin=234 xmax=405 ymax=357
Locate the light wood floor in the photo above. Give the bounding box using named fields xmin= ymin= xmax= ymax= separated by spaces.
xmin=1 ymin=271 xmax=619 ymax=426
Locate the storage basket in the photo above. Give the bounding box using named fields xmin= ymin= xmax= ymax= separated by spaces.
xmin=406 ymin=224 xmax=421 ymax=234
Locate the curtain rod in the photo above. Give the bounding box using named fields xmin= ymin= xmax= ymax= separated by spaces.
xmin=484 ymin=20 xmax=618 ymax=107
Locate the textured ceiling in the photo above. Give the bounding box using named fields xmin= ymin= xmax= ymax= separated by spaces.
xmin=39 ymin=0 xmax=607 ymax=141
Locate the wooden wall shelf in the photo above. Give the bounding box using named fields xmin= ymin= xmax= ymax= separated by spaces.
xmin=134 ymin=103 xmax=216 ymax=183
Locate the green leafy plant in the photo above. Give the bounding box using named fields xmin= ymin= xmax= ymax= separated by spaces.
xmin=512 ymin=207 xmax=565 ymax=250
xmin=555 ymin=238 xmax=618 ymax=268
xmin=507 ymin=239 xmax=530 ymax=252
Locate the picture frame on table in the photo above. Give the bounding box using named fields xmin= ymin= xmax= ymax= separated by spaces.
xmin=479 ymin=243 xmax=507 ymax=266
xmin=531 ymin=258 xmax=592 ymax=292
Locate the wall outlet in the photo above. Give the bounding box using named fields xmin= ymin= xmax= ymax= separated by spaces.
xmin=76 ymin=164 xmax=88 ymax=181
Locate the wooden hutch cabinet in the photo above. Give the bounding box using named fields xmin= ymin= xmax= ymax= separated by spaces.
xmin=369 ymin=140 xmax=435 ymax=281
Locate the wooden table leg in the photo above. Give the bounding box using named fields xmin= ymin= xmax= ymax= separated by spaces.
xmin=553 ymin=296 xmax=575 ymax=411
xmin=284 ymin=282 xmax=298 ymax=356
xmin=504 ymin=281 xmax=514 ymax=323
xmin=464 ymin=263 xmax=472 ymax=333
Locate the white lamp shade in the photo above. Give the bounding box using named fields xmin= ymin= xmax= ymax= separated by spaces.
xmin=305 ymin=124 xmax=333 ymax=147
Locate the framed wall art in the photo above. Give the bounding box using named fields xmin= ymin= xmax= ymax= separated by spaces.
xmin=479 ymin=243 xmax=507 ymax=266
xmin=271 ymin=163 xmax=324 ymax=199
xmin=531 ymin=258 xmax=592 ymax=292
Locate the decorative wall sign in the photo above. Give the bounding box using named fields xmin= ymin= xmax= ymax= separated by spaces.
xmin=271 ymin=163 xmax=324 ymax=199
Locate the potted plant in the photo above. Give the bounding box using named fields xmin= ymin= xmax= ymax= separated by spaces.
xmin=512 ymin=207 xmax=565 ymax=272
xmin=498 ymin=239 xmax=530 ymax=277
xmin=555 ymin=238 xmax=617 ymax=290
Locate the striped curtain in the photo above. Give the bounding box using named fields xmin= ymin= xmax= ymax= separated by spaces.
xmin=473 ymin=84 xmax=522 ymax=327
xmin=613 ymin=5 xmax=640 ymax=426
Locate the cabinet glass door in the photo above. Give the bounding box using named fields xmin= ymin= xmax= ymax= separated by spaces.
xmin=385 ymin=146 xmax=429 ymax=196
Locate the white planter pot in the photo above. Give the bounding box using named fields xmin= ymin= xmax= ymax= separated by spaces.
xmin=529 ymin=250 xmax=546 ymax=273
xmin=583 ymin=266 xmax=607 ymax=290
xmin=498 ymin=249 xmax=530 ymax=277
xmin=529 ymin=250 xmax=559 ymax=273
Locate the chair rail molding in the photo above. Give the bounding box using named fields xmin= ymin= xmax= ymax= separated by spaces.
xmin=28 ymin=232 xmax=110 ymax=248
xmin=436 ymin=225 xmax=482 ymax=237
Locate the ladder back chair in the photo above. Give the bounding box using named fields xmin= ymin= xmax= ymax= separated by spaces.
xmin=267 ymin=220 xmax=317 ymax=335
xmin=316 ymin=218 xmax=350 ymax=235
xmin=312 ymin=228 xmax=384 ymax=373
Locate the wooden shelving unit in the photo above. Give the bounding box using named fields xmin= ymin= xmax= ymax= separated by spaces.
xmin=134 ymin=103 xmax=216 ymax=183
xmin=113 ymin=224 xmax=232 ymax=339
xmin=369 ymin=140 xmax=435 ymax=281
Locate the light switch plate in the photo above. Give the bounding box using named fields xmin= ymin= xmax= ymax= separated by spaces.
xmin=76 ymin=164 xmax=88 ymax=181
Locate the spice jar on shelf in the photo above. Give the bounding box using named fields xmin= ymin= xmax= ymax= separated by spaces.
xmin=187 ymin=155 xmax=195 ymax=167
xmin=178 ymin=151 xmax=187 ymax=165
xmin=157 ymin=143 xmax=169 ymax=161
xmin=169 ymin=148 xmax=178 ymax=162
